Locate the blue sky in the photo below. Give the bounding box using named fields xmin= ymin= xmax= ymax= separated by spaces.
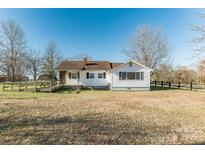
xmin=0 ymin=9 xmax=201 ymax=68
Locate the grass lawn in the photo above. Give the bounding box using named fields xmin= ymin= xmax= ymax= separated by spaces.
xmin=1 ymin=85 xmax=205 ymax=144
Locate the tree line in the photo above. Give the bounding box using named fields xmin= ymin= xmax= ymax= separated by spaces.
xmin=124 ymin=12 xmax=205 ymax=84
xmin=0 ymin=19 xmax=61 ymax=81
xmin=1 ymin=13 xmax=205 ymax=84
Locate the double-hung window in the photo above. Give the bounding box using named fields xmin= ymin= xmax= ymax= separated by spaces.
xmin=98 ymin=73 xmax=103 ymax=79
xmin=71 ymin=73 xmax=77 ymax=79
xmin=87 ymin=72 xmax=95 ymax=79
xmin=69 ymin=72 xmax=78 ymax=79
xmin=98 ymin=72 xmax=106 ymax=79
xmin=89 ymin=73 xmax=95 ymax=79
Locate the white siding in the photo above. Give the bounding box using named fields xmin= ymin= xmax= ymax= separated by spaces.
xmin=79 ymin=70 xmax=110 ymax=87
xmin=59 ymin=61 xmax=151 ymax=90
xmin=65 ymin=70 xmax=79 ymax=85
xmin=111 ymin=63 xmax=151 ymax=90
xmin=64 ymin=70 xmax=110 ymax=87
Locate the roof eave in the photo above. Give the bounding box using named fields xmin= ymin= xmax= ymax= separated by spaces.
xmin=110 ymin=60 xmax=153 ymax=71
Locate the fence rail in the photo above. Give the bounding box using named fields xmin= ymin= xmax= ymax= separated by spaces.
xmin=2 ymin=80 xmax=64 ymax=92
xmin=150 ymin=80 xmax=205 ymax=91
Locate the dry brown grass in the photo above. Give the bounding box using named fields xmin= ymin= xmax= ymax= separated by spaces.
xmin=1 ymin=89 xmax=205 ymax=144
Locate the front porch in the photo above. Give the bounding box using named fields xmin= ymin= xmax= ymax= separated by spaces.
xmin=57 ymin=70 xmax=110 ymax=89
xmin=58 ymin=70 xmax=81 ymax=86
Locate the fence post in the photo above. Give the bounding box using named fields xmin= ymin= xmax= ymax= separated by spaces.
xmin=154 ymin=80 xmax=157 ymax=87
xmin=161 ymin=81 xmax=163 ymax=87
xmin=11 ymin=82 xmax=13 ymax=91
xmin=50 ymin=81 xmax=52 ymax=92
xmin=178 ymin=81 xmax=181 ymax=89
xmin=18 ymin=82 xmax=20 ymax=92
xmin=3 ymin=82 xmax=5 ymax=91
xmin=169 ymin=82 xmax=171 ymax=88
xmin=35 ymin=81 xmax=37 ymax=92
xmin=190 ymin=81 xmax=193 ymax=91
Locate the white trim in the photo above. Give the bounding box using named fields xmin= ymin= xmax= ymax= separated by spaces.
xmin=111 ymin=60 xmax=153 ymax=72
xmin=131 ymin=60 xmax=153 ymax=71
xmin=57 ymin=61 xmax=151 ymax=90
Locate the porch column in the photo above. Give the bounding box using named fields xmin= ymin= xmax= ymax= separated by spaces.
xmin=56 ymin=71 xmax=60 ymax=81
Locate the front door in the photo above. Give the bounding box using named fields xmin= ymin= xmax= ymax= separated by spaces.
xmin=59 ymin=71 xmax=66 ymax=84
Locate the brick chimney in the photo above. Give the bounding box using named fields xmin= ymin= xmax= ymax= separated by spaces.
xmin=83 ymin=57 xmax=88 ymax=65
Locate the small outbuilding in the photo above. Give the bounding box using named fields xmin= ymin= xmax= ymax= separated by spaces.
xmin=0 ymin=75 xmax=7 ymax=82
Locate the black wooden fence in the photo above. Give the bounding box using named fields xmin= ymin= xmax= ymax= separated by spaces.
xmin=150 ymin=80 xmax=205 ymax=91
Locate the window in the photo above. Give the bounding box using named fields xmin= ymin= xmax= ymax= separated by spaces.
xmin=98 ymin=73 xmax=103 ymax=78
xmin=86 ymin=72 xmax=95 ymax=79
xmin=71 ymin=73 xmax=77 ymax=79
xmin=119 ymin=72 xmax=144 ymax=80
xmin=69 ymin=72 xmax=78 ymax=79
xmin=127 ymin=72 xmax=135 ymax=80
xmin=119 ymin=72 xmax=125 ymax=80
xmin=98 ymin=72 xmax=106 ymax=79
xmin=141 ymin=72 xmax=144 ymax=80
xmin=122 ymin=72 xmax=126 ymax=80
xmin=135 ymin=72 xmax=140 ymax=80
xmin=89 ymin=73 xmax=95 ymax=79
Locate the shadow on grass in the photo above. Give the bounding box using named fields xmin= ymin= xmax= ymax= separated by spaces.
xmin=55 ymin=89 xmax=82 ymax=94
xmin=195 ymin=141 xmax=205 ymax=145
xmin=151 ymin=86 xmax=178 ymax=91
xmin=0 ymin=112 xmax=180 ymax=145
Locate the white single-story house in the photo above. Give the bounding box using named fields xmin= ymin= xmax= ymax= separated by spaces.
xmin=56 ymin=58 xmax=152 ymax=90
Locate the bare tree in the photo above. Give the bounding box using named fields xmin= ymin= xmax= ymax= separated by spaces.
xmin=174 ymin=66 xmax=198 ymax=84
xmin=15 ymin=52 xmax=30 ymax=81
xmin=191 ymin=10 xmax=205 ymax=58
xmin=27 ymin=48 xmax=42 ymax=80
xmin=124 ymin=25 xmax=170 ymax=70
xmin=198 ymin=59 xmax=205 ymax=83
xmin=66 ymin=54 xmax=92 ymax=61
xmin=0 ymin=19 xmax=27 ymax=81
xmin=42 ymin=41 xmax=61 ymax=80
xmin=152 ymin=63 xmax=175 ymax=82
xmin=0 ymin=49 xmax=10 ymax=80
